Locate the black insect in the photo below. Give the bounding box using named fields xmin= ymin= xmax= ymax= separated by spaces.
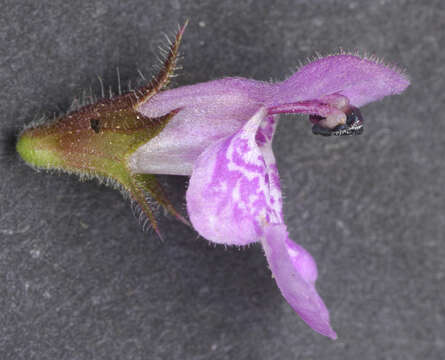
xmin=312 ymin=106 xmax=364 ymax=136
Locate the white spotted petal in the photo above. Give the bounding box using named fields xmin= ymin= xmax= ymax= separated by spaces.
xmin=186 ymin=107 xmax=282 ymax=245
xmin=186 ymin=108 xmax=336 ymax=338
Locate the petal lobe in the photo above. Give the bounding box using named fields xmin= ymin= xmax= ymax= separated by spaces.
xmin=262 ymin=224 xmax=337 ymax=339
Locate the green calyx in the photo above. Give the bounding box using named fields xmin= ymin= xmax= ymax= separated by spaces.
xmin=16 ymin=21 xmax=190 ymax=235
xmin=17 ymin=128 xmax=65 ymax=170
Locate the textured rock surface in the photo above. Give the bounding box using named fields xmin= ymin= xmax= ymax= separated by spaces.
xmin=1 ymin=1 xmax=444 ymax=359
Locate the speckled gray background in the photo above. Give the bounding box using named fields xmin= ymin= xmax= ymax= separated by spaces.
xmin=1 ymin=0 xmax=444 ymax=359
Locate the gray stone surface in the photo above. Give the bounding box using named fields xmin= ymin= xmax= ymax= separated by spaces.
xmin=1 ymin=0 xmax=444 ymax=359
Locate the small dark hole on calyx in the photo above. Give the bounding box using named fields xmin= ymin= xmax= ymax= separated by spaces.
xmin=90 ymin=119 xmax=101 ymax=133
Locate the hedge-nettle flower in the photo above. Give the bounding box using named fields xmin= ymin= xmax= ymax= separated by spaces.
xmin=16 ymin=23 xmax=409 ymax=339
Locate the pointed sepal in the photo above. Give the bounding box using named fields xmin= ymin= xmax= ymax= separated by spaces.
xmin=136 ymin=20 xmax=188 ymax=105
xmin=132 ymin=173 xmax=190 ymax=226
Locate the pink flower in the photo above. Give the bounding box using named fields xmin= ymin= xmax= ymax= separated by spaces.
xmin=130 ymin=41 xmax=408 ymax=339
xmin=17 ymin=24 xmax=409 ymax=339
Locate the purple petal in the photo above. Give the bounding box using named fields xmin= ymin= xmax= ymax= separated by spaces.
xmin=262 ymin=224 xmax=337 ymax=339
xmin=132 ymin=79 xmax=274 ymax=175
xmin=186 ymin=108 xmax=282 ymax=245
xmin=269 ymin=54 xmax=410 ymax=108
xmin=131 ymin=54 xmax=409 ymax=175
